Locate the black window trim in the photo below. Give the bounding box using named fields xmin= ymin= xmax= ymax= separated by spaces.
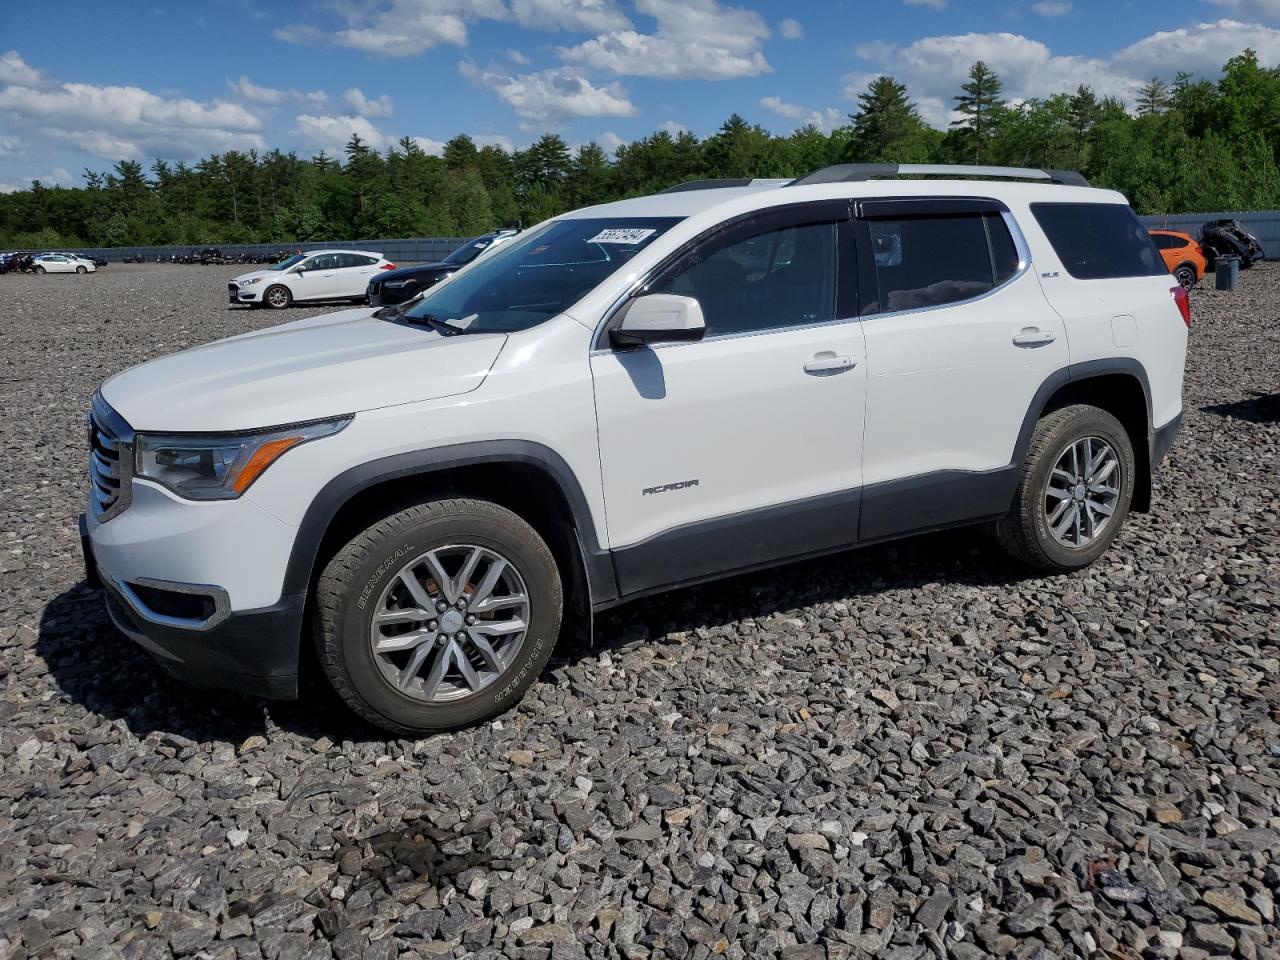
xmin=853 ymin=197 xmax=1032 ymax=320
xmin=593 ymin=199 xmax=857 ymax=351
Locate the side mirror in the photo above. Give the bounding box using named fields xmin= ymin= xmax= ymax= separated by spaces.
xmin=610 ymin=294 xmax=706 ymax=349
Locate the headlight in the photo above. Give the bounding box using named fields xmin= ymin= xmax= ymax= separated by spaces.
xmin=240 ymin=277 xmax=263 ymax=286
xmin=135 ymin=416 xmax=351 ymax=500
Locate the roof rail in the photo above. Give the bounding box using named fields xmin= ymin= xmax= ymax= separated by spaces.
xmin=659 ymin=178 xmax=791 ymax=194
xmin=790 ymin=163 xmax=1089 ymax=188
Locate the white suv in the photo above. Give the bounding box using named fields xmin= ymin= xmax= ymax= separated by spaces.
xmin=82 ymin=164 xmax=1188 ymax=735
xmin=229 ymin=249 xmax=394 ymax=308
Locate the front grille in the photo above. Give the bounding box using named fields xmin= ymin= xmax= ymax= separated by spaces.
xmin=88 ymin=394 xmax=134 ymax=522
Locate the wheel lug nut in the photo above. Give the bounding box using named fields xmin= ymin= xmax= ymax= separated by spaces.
xmin=437 ymin=633 xmax=448 ymax=643
xmin=456 ymin=598 xmax=467 ymax=609
xmin=428 ymin=620 xmax=437 ymax=631
xmin=435 ymin=600 xmax=448 ymax=612
xmin=455 ymin=631 xmax=466 ymax=641
xmin=465 ymin=614 xmax=476 ymax=626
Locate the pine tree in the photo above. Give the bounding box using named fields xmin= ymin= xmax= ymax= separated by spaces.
xmin=1136 ymin=78 xmax=1169 ymax=116
xmin=847 ymin=76 xmax=926 ymax=162
xmin=951 ymin=61 xmax=1005 ymax=163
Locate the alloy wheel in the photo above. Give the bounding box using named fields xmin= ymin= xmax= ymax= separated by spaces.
xmin=1043 ymin=436 xmax=1121 ymax=548
xmin=368 ymin=544 xmax=530 ymax=703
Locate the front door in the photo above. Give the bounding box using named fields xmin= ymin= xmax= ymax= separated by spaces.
xmin=591 ymin=203 xmax=867 ymax=597
xmin=291 ymin=253 xmax=339 ymax=300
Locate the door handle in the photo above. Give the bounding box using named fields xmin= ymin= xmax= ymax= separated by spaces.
xmin=803 ymin=354 xmax=857 ymax=374
xmin=1012 ymin=327 xmax=1056 ymax=347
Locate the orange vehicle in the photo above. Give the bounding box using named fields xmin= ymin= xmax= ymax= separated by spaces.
xmin=1148 ymin=229 xmax=1208 ymax=289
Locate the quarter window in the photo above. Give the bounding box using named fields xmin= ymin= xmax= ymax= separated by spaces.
xmin=1031 ymin=202 xmax=1165 ymax=280
xmin=650 ymin=220 xmax=838 ymax=337
xmin=863 ymin=212 xmax=1019 ymax=314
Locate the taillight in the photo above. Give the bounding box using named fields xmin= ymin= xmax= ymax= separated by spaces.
xmin=380 ymin=262 xmax=396 ymax=270
xmin=1171 ymin=284 xmax=1191 ymax=328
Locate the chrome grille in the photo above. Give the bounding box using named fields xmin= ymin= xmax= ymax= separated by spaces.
xmin=88 ymin=394 xmax=134 ymax=522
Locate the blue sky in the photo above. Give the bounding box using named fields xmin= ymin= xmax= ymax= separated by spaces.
xmin=3 ymin=0 xmax=1280 ymax=190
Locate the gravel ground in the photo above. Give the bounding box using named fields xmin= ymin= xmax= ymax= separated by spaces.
xmin=0 ymin=262 xmax=1277 ymax=960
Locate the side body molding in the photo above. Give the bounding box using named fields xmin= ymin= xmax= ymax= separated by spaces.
xmin=281 ymin=440 xmax=618 ymax=605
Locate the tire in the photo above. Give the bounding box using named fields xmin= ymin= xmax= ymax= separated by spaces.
xmin=1173 ymin=264 xmax=1197 ymax=289
xmin=76 ymin=265 xmax=87 ymax=274
xmin=265 ymin=284 xmax=292 ymax=309
xmin=314 ymin=498 xmax=563 ymax=735
xmin=34 ymin=265 xmax=45 ymax=274
xmin=996 ymin=404 xmax=1136 ymax=572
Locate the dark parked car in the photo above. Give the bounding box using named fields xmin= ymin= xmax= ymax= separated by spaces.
xmin=1199 ymin=219 xmax=1265 ymax=268
xmin=199 ymin=248 xmax=226 ymax=265
xmin=365 ymin=230 xmax=518 ymax=306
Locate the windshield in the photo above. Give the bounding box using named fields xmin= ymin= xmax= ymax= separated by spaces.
xmin=444 ymin=236 xmax=498 ymax=266
xmin=271 ymin=254 xmax=306 ymax=271
xmin=401 ymin=217 xmax=682 ymax=334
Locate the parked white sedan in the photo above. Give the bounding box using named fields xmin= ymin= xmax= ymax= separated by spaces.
xmin=33 ymin=253 xmax=96 ymax=274
xmin=229 ymin=249 xmax=394 ymax=308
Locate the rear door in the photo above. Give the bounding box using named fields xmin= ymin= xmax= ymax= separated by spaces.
xmin=591 ymin=201 xmax=868 ymax=596
xmin=334 ymin=253 xmax=381 ymax=298
xmin=853 ymin=198 xmax=1069 ymax=539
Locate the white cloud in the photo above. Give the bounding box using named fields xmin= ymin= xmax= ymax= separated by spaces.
xmin=294 ymin=113 xmax=394 ymax=154
xmin=460 ymin=61 xmax=637 ymax=127
xmin=760 ymin=96 xmax=843 ymax=133
xmin=229 ymin=76 xmax=326 ymax=107
xmin=1208 ymin=0 xmax=1280 ymax=18
xmin=559 ymin=0 xmax=772 ymax=80
xmin=1033 ymin=0 xmax=1072 ymax=15
xmin=511 ymin=0 xmax=631 ymax=32
xmin=410 ymin=136 xmax=446 ymax=155
xmin=855 ymin=32 xmax=1140 ymax=126
xmin=1113 ymin=18 xmax=1280 ymax=78
xmin=779 ymin=18 xmax=803 ymax=39
xmin=343 ymin=87 xmax=394 ymax=118
xmin=474 ymin=133 xmax=516 ymax=152
xmin=507 ymin=48 xmax=533 ymax=65
xmin=598 ymin=130 xmax=626 ymax=153
xmin=0 ymin=72 xmax=264 ymax=161
xmin=0 ymin=51 xmax=45 ymax=88
xmin=278 ymin=0 xmax=506 ymax=58
xmin=660 ymin=119 xmax=689 ymax=136
xmin=905 ymin=0 xmax=947 ymax=9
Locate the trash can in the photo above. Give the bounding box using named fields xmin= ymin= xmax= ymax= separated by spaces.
xmin=1215 ymin=255 xmax=1240 ymax=291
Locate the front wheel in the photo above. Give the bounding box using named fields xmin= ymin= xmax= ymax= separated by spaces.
xmin=314 ymin=498 xmax=563 ymax=735
xmin=76 ymin=265 xmax=87 ymax=274
xmin=1173 ymin=264 xmax=1196 ymax=289
xmin=33 ymin=265 xmax=45 ymax=275
xmin=265 ymin=284 xmax=291 ymax=309
xmin=996 ymin=404 xmax=1135 ymax=572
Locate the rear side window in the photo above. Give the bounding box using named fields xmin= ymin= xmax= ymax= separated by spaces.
xmin=863 ymin=212 xmax=1020 ymax=314
xmin=1032 ymin=202 xmax=1165 ymax=280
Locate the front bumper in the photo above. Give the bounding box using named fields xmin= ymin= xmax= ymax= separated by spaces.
xmin=229 ymin=283 xmax=259 ymax=303
xmin=81 ymin=515 xmax=304 ymax=699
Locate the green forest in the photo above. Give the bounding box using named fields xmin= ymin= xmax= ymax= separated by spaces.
xmin=5 ymin=50 xmax=1280 ymax=249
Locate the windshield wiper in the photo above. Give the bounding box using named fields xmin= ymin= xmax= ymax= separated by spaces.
xmin=403 ymin=312 xmax=469 ymax=336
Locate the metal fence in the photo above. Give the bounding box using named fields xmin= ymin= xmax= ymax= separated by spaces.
xmin=1137 ymin=211 xmax=1278 ymax=258
xmin=28 ymin=210 xmax=1280 ymax=263
xmin=46 ymin=237 xmax=472 ymax=264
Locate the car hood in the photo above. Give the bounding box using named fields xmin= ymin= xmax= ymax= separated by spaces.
xmin=101 ymin=307 xmax=507 ymax=432
xmin=377 ymin=262 xmax=453 ymax=282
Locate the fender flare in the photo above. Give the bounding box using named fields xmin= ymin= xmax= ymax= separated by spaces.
xmin=281 ymin=440 xmax=617 ymax=604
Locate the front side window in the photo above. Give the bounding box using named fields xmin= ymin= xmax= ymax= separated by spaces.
xmin=271 ymin=254 xmax=306 ymax=271
xmin=1032 ymin=202 xmax=1164 ymax=280
xmin=864 ymin=212 xmax=1017 ymax=313
xmin=305 ymin=254 xmax=340 ymax=271
xmin=400 ymin=217 xmax=681 ymax=335
xmin=649 ymin=220 xmax=838 ymax=337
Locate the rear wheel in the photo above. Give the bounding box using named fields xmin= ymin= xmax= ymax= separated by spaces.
xmin=996 ymin=404 xmax=1135 ymax=571
xmin=33 ymin=265 xmax=45 ymax=275
xmin=314 ymin=498 xmax=563 ymax=735
xmin=1173 ymin=264 xmax=1196 ymax=289
xmin=265 ymin=284 xmax=291 ymax=309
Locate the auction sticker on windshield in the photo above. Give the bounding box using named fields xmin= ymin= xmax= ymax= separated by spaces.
xmin=589 ymin=228 xmax=657 ymax=244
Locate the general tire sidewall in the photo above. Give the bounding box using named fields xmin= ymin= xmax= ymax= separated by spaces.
xmin=331 ymin=513 xmax=561 ymax=731
xmin=1027 ymin=412 xmax=1136 ymax=569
